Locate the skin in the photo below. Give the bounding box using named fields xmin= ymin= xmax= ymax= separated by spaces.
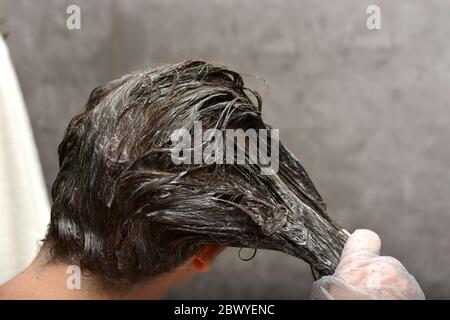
xmin=0 ymin=244 xmax=224 ymax=300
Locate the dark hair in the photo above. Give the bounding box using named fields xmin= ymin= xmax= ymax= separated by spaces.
xmin=45 ymin=60 xmax=347 ymax=286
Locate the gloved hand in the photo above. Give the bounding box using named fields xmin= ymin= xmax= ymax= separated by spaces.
xmin=311 ymin=229 xmax=425 ymax=300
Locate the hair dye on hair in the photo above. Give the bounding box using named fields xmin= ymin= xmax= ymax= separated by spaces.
xmin=45 ymin=60 xmax=348 ymax=285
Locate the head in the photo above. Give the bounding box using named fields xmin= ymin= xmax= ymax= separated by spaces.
xmin=44 ymin=60 xmax=347 ymax=290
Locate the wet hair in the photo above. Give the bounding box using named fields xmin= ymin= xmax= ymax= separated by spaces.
xmin=45 ymin=60 xmax=347 ymax=286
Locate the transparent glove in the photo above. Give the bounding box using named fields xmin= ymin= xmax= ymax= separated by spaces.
xmin=311 ymin=229 xmax=425 ymax=300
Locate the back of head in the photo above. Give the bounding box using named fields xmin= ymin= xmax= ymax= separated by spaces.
xmin=45 ymin=60 xmax=347 ymax=286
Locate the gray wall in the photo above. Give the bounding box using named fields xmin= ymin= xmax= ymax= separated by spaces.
xmin=3 ymin=0 xmax=450 ymax=299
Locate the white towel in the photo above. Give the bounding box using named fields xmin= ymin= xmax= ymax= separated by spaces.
xmin=0 ymin=34 xmax=50 ymax=285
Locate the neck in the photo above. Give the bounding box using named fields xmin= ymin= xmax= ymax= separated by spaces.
xmin=0 ymin=250 xmax=170 ymax=300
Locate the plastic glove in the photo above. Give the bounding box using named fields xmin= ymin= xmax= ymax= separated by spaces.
xmin=311 ymin=229 xmax=425 ymax=300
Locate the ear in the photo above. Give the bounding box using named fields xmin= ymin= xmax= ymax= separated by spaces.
xmin=192 ymin=244 xmax=225 ymax=272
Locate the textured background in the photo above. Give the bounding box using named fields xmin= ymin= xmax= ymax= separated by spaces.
xmin=2 ymin=0 xmax=450 ymax=299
